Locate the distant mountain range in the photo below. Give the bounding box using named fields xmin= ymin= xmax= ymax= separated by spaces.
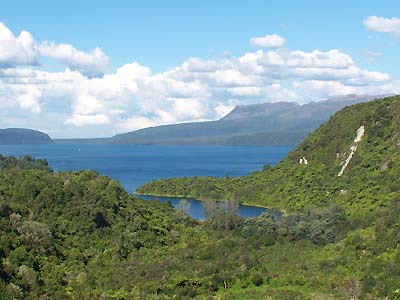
xmin=0 ymin=128 xmax=52 ymax=145
xmin=2 ymin=94 xmax=392 ymax=146
xmin=107 ymin=94 xmax=392 ymax=146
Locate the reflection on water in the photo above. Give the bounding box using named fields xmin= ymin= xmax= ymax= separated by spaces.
xmin=136 ymin=194 xmax=282 ymax=220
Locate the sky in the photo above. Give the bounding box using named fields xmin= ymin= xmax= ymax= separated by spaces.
xmin=0 ymin=0 xmax=399 ymax=138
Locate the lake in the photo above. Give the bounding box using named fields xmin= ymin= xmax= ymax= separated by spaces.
xmin=137 ymin=194 xmax=282 ymax=220
xmin=0 ymin=144 xmax=290 ymax=218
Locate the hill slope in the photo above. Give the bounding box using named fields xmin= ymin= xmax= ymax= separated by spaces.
xmin=136 ymin=95 xmax=400 ymax=298
xmin=0 ymin=128 xmax=52 ymax=145
xmin=111 ymin=94 xmax=389 ymax=146
xmin=139 ymin=95 xmax=400 ymax=213
xmin=0 ymin=156 xmax=352 ymax=300
xmin=2 ymin=94 xmax=400 ymax=299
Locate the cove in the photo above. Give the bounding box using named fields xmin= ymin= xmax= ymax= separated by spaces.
xmin=0 ymin=144 xmax=290 ymax=193
xmin=136 ymin=194 xmax=282 ymax=220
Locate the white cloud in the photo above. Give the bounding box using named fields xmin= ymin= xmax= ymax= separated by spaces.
xmin=37 ymin=42 xmax=110 ymax=77
xmin=0 ymin=22 xmax=37 ymax=67
xmin=66 ymin=113 xmax=110 ymax=126
xmin=0 ymin=22 xmax=110 ymax=77
xmin=292 ymin=80 xmax=357 ymax=101
xmin=170 ymin=98 xmax=208 ymax=119
xmin=14 ymin=84 xmax=42 ymax=114
xmin=72 ymin=95 xmax=104 ymax=115
xmin=0 ymin=22 xmax=398 ymax=137
xmin=209 ymin=69 xmax=258 ymax=86
xmin=214 ymin=103 xmax=235 ymax=117
xmin=116 ymin=116 xmax=159 ymax=131
xmin=250 ymin=34 xmax=286 ymax=48
xmin=364 ymin=16 xmax=400 ymax=36
xmin=228 ymin=86 xmax=262 ymax=97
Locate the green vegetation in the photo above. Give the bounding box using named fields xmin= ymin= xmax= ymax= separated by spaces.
xmin=138 ymin=95 xmax=400 ymax=298
xmin=1 ymin=96 xmax=400 ymax=299
xmin=0 ymin=155 xmax=52 ymax=172
xmin=0 ymin=156 xmax=353 ymax=300
xmin=138 ymin=96 xmax=400 ymax=212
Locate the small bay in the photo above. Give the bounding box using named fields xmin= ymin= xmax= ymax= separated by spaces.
xmin=136 ymin=194 xmax=282 ymax=220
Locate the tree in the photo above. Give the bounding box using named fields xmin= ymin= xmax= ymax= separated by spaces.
xmin=203 ymin=199 xmax=218 ymax=220
xmin=342 ymin=278 xmax=361 ymax=300
xmin=18 ymin=221 xmax=52 ymax=254
xmin=251 ymin=274 xmax=263 ymax=286
xmin=175 ymin=199 xmax=191 ymax=221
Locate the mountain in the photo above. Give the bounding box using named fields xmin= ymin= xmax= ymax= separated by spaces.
xmin=138 ymin=95 xmax=400 ymax=210
xmin=0 ymin=128 xmax=52 ymax=145
xmin=110 ymin=94 xmax=391 ymax=146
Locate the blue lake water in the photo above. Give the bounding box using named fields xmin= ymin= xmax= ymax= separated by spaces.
xmin=0 ymin=144 xmax=290 ymax=218
xmin=137 ymin=194 xmax=282 ymax=220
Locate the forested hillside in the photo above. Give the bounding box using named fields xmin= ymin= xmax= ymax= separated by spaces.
xmin=138 ymin=95 xmax=400 ymax=214
xmin=1 ymin=95 xmax=400 ymax=299
xmin=0 ymin=156 xmax=356 ymax=300
xmin=137 ymin=96 xmax=400 ymax=298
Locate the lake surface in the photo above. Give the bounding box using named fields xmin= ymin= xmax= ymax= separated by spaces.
xmin=137 ymin=194 xmax=282 ymax=220
xmin=0 ymin=144 xmax=290 ymax=218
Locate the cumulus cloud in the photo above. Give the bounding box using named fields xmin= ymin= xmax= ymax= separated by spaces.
xmin=0 ymin=22 xmax=37 ymax=67
xmin=116 ymin=116 xmax=160 ymax=131
xmin=214 ymin=103 xmax=235 ymax=117
xmin=71 ymin=95 xmax=104 ymax=115
xmin=0 ymin=22 xmax=398 ymax=137
xmin=0 ymin=22 xmax=110 ymax=77
xmin=250 ymin=34 xmax=286 ymax=48
xmin=364 ymin=16 xmax=400 ymax=36
xmin=292 ymin=80 xmax=357 ymax=99
xmin=37 ymin=42 xmax=110 ymax=77
xmin=66 ymin=114 xmax=110 ymax=126
xmin=14 ymin=84 xmax=42 ymax=114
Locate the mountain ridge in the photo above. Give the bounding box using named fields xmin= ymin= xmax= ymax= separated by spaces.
xmin=0 ymin=128 xmax=53 ymax=145
xmin=110 ymin=94 xmax=392 ymax=146
xmin=138 ymin=95 xmax=400 ymax=212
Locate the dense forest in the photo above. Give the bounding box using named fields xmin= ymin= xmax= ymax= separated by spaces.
xmin=1 ymin=96 xmax=400 ymax=299
xmin=138 ymin=95 xmax=400 ymax=298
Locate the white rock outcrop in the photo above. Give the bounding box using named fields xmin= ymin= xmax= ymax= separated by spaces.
xmin=299 ymin=157 xmax=308 ymax=165
xmin=338 ymin=126 xmax=365 ymax=177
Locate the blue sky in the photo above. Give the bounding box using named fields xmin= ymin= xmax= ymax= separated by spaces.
xmin=0 ymin=0 xmax=399 ymax=137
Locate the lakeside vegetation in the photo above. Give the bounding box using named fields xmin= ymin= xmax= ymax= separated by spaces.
xmin=138 ymin=96 xmax=400 ymax=212
xmin=1 ymin=96 xmax=400 ymax=299
xmin=137 ymin=95 xmax=400 ymax=298
xmin=0 ymin=156 xmax=353 ymax=299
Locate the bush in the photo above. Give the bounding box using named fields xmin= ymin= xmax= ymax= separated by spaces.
xmin=251 ymin=274 xmax=263 ymax=286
